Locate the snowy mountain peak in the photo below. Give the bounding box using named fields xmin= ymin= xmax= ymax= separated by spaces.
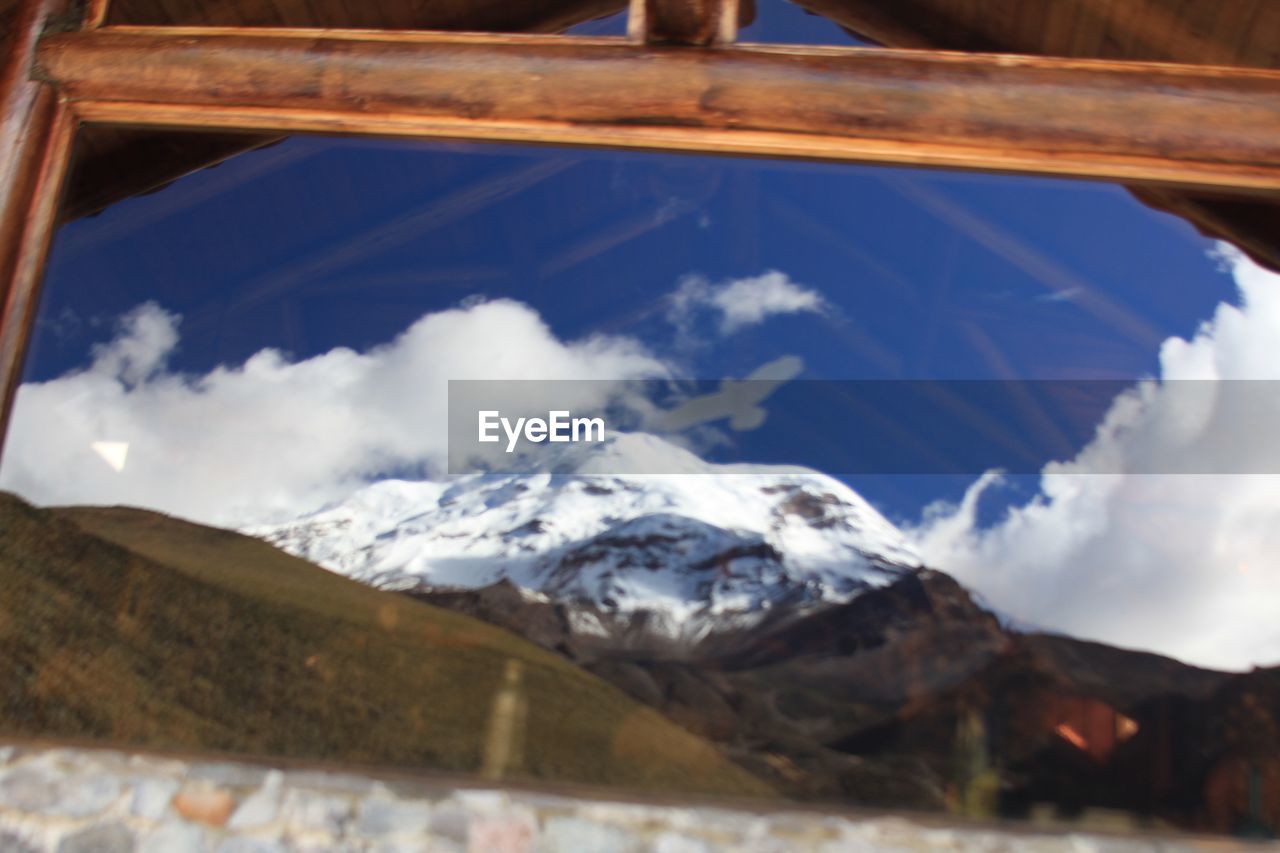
xmin=246 ymin=433 xmax=920 ymax=636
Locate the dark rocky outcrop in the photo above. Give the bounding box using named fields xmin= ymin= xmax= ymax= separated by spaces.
xmin=415 ymin=566 xmax=1280 ymax=837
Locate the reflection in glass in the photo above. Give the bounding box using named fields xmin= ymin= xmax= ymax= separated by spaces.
xmin=1 ymin=120 xmax=1278 ymax=840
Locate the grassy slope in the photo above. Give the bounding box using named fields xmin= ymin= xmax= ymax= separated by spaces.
xmin=0 ymin=493 xmax=769 ymax=798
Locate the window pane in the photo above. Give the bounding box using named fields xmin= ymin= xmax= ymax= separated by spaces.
xmin=3 ymin=121 xmax=1278 ymax=839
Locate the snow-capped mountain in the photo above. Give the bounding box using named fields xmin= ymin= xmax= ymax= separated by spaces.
xmin=245 ymin=433 xmax=920 ymax=640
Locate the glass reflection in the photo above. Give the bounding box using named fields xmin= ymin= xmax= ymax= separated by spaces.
xmin=1 ymin=121 xmax=1277 ymax=840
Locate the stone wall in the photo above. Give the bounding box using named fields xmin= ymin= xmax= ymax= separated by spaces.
xmin=0 ymin=741 xmax=1266 ymax=852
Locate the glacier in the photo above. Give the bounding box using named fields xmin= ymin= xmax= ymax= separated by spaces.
xmin=245 ymin=432 xmax=921 ymax=637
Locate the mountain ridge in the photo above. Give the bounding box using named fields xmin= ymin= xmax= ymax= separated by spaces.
xmin=247 ymin=432 xmax=921 ymax=648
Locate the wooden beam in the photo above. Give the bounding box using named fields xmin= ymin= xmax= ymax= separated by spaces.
xmin=35 ymin=27 xmax=1280 ymax=193
xmin=0 ymin=0 xmax=78 ymax=458
xmin=55 ymin=1 xmax=632 ymax=224
xmin=628 ymin=0 xmax=740 ymax=45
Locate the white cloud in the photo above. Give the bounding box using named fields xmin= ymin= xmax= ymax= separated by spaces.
xmin=667 ymin=270 xmax=828 ymax=337
xmin=910 ymin=247 xmax=1280 ymax=671
xmin=0 ymin=299 xmax=666 ymax=527
xmin=91 ymin=302 xmax=179 ymax=385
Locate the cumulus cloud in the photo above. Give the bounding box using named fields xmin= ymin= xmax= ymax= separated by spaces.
xmin=667 ymin=270 xmax=828 ymax=338
xmin=910 ymin=247 xmax=1280 ymax=671
xmin=0 ymin=299 xmax=666 ymax=527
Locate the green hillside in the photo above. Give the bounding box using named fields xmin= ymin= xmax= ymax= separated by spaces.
xmin=0 ymin=492 xmax=769 ymax=798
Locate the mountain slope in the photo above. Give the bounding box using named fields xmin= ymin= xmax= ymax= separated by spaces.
xmin=0 ymin=492 xmax=769 ymax=798
xmin=415 ymin=567 xmax=1264 ymax=834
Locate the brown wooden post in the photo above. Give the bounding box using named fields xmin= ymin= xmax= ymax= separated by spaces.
xmin=629 ymin=0 xmax=740 ymax=45
xmin=83 ymin=0 xmax=113 ymax=29
xmin=0 ymin=0 xmax=81 ymax=458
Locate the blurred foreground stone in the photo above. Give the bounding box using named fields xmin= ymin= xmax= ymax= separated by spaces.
xmin=0 ymin=741 xmax=1268 ymax=851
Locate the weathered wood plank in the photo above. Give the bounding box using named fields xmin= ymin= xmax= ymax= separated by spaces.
xmin=0 ymin=0 xmax=78 ymax=457
xmin=36 ymin=26 xmax=1280 ymax=192
xmin=0 ymin=0 xmax=62 ymax=266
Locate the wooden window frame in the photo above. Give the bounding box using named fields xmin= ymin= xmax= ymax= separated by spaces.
xmin=2 ymin=0 xmax=1279 ymax=454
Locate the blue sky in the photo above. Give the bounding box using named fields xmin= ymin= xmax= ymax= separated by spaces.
xmin=27 ymin=133 xmax=1232 ymax=522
